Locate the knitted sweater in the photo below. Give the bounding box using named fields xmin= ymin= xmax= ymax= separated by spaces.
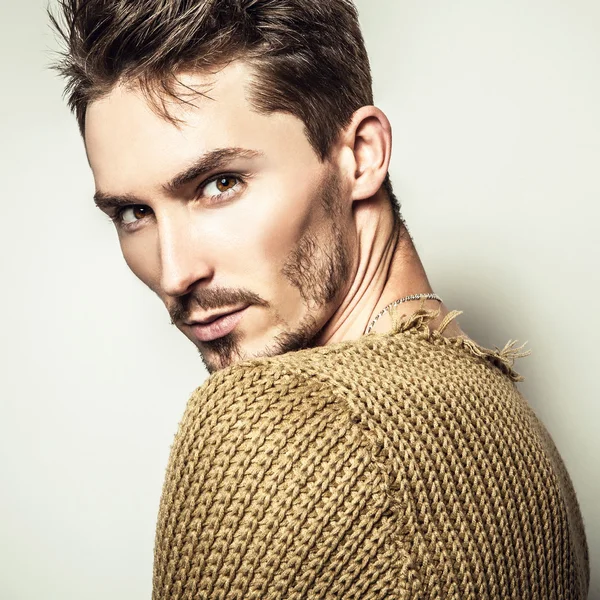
xmin=153 ymin=307 xmax=589 ymax=600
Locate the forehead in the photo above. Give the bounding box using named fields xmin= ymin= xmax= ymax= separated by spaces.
xmin=84 ymin=61 xmax=315 ymax=194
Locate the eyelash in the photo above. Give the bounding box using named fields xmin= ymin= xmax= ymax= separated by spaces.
xmin=109 ymin=173 xmax=246 ymax=232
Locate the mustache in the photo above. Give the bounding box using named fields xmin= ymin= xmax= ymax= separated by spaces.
xmin=169 ymin=287 xmax=269 ymax=323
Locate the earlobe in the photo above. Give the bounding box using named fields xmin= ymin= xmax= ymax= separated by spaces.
xmin=343 ymin=106 xmax=392 ymax=202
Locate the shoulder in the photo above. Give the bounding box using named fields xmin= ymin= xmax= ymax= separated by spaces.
xmin=174 ymin=356 xmax=340 ymax=442
xmin=153 ymin=356 xmax=405 ymax=598
xmin=158 ymin=357 xmax=345 ymax=511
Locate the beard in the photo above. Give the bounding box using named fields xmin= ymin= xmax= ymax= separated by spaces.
xmin=172 ymin=169 xmax=351 ymax=374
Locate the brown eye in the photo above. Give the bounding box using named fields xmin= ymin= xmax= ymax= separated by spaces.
xmin=120 ymin=205 xmax=150 ymax=225
xmin=215 ymin=176 xmax=237 ymax=193
xmin=202 ymin=175 xmax=242 ymax=200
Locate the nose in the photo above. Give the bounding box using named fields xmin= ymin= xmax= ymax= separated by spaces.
xmin=158 ymin=214 xmax=213 ymax=297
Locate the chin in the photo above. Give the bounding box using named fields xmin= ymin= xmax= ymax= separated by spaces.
xmin=193 ymin=316 xmax=322 ymax=374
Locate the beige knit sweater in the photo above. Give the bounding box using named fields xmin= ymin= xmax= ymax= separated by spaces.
xmin=153 ymin=306 xmax=589 ymax=599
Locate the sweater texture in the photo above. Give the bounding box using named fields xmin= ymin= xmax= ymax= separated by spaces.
xmin=153 ymin=306 xmax=589 ymax=599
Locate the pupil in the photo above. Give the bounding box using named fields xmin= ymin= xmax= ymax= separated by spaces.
xmin=218 ymin=177 xmax=233 ymax=191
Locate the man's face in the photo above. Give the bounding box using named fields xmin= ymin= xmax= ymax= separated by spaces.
xmin=85 ymin=61 xmax=355 ymax=373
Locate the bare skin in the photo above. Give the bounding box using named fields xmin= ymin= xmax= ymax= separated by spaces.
xmin=85 ymin=60 xmax=465 ymax=373
xmin=314 ymin=186 xmax=465 ymax=344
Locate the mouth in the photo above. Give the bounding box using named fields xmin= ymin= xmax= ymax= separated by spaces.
xmin=189 ymin=306 xmax=248 ymax=342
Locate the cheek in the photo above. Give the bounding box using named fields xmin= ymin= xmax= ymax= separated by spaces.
xmin=222 ymin=179 xmax=317 ymax=272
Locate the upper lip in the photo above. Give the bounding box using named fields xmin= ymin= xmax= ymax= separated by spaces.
xmin=184 ymin=306 xmax=247 ymax=326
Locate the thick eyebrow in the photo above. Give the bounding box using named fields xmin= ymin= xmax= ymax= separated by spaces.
xmin=164 ymin=147 xmax=263 ymax=194
xmin=93 ymin=147 xmax=264 ymax=212
xmin=94 ymin=191 xmax=143 ymax=212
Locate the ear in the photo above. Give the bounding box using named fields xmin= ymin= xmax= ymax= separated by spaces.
xmin=338 ymin=106 xmax=392 ymax=202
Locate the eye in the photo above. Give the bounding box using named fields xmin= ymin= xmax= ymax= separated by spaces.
xmin=119 ymin=205 xmax=151 ymax=225
xmin=202 ymin=175 xmax=241 ymax=198
xmin=109 ymin=205 xmax=153 ymax=231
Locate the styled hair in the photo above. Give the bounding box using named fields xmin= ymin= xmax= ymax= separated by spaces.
xmin=49 ymin=0 xmax=402 ymax=219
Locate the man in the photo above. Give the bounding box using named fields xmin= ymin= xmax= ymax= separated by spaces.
xmin=51 ymin=1 xmax=589 ymax=598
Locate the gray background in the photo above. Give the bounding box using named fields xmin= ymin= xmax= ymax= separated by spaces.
xmin=1 ymin=0 xmax=598 ymax=598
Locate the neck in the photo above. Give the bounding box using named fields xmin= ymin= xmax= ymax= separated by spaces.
xmin=316 ymin=193 xmax=461 ymax=345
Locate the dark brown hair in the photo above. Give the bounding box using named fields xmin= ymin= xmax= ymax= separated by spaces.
xmin=49 ymin=0 xmax=402 ymax=218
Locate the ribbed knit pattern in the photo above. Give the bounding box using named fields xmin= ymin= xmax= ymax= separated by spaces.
xmin=153 ymin=306 xmax=589 ymax=599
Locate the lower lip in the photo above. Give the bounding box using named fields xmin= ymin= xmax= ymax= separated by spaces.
xmin=191 ymin=307 xmax=247 ymax=342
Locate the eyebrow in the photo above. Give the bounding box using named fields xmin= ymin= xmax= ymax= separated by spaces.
xmin=93 ymin=147 xmax=264 ymax=211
